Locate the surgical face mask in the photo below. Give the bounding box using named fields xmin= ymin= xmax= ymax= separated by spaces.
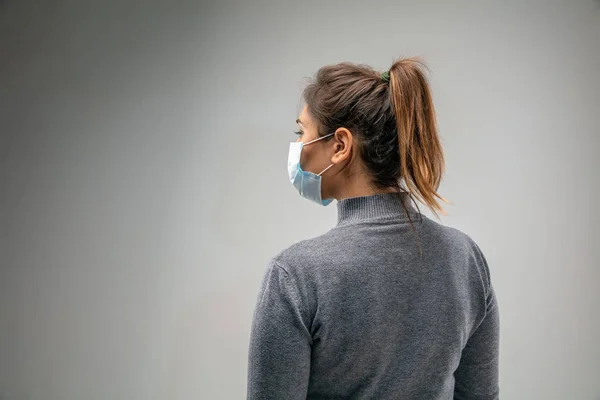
xmin=287 ymin=133 xmax=335 ymax=206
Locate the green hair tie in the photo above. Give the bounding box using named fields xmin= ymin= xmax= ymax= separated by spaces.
xmin=381 ymin=70 xmax=390 ymax=82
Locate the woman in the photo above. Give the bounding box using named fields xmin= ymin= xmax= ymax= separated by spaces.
xmin=247 ymin=57 xmax=500 ymax=400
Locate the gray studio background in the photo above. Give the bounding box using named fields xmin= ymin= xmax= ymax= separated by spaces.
xmin=1 ymin=0 xmax=599 ymax=399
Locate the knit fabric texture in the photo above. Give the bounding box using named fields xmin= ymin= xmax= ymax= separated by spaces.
xmin=247 ymin=192 xmax=500 ymax=399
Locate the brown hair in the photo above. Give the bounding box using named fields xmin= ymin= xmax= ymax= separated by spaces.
xmin=302 ymin=56 xmax=448 ymax=218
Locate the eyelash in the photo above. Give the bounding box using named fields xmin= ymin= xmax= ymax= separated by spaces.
xmin=294 ymin=130 xmax=304 ymax=136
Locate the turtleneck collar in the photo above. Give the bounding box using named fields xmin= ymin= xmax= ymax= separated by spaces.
xmin=336 ymin=192 xmax=421 ymax=226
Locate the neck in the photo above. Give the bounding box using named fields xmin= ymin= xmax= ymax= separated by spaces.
xmin=336 ymin=191 xmax=419 ymax=226
xmin=330 ymin=173 xmax=399 ymax=202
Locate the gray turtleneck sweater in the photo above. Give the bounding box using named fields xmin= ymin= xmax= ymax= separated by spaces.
xmin=247 ymin=193 xmax=500 ymax=399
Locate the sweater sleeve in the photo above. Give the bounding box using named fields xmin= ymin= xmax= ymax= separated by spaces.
xmin=247 ymin=260 xmax=312 ymax=400
xmin=454 ymin=242 xmax=500 ymax=400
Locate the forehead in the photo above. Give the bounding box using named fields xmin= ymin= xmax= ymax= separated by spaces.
xmin=297 ymin=105 xmax=312 ymax=127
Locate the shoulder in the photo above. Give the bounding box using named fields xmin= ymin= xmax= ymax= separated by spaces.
xmin=270 ymin=230 xmax=336 ymax=276
xmin=420 ymin=215 xmax=482 ymax=253
xmin=258 ymin=232 xmax=337 ymax=322
xmin=423 ymin=216 xmax=492 ymax=288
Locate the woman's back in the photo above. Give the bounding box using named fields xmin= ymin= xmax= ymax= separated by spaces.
xmin=247 ymin=193 xmax=499 ymax=399
xmin=247 ymin=56 xmax=499 ymax=399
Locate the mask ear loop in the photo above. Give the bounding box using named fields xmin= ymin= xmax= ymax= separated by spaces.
xmin=304 ymin=132 xmax=335 ymax=146
xmin=317 ymin=163 xmax=334 ymax=176
xmin=304 ymin=132 xmax=336 ymax=176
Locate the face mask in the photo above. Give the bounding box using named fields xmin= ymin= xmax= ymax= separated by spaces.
xmin=287 ymin=133 xmax=335 ymax=206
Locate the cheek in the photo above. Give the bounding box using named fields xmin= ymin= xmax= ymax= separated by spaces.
xmin=302 ymin=131 xmax=319 ymax=143
xmin=301 ymin=144 xmax=327 ymax=173
xmin=299 ymin=145 xmax=310 ymax=166
xmin=300 ymin=145 xmax=316 ymax=170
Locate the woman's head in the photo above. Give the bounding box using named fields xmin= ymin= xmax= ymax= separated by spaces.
xmin=297 ymin=56 xmax=448 ymax=217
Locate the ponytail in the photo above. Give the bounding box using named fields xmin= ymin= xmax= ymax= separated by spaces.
xmin=388 ymin=57 xmax=449 ymax=218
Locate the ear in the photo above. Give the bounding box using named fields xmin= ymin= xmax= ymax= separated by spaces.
xmin=330 ymin=127 xmax=353 ymax=164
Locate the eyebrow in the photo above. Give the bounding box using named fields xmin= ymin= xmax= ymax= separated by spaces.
xmin=296 ymin=118 xmax=305 ymax=126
